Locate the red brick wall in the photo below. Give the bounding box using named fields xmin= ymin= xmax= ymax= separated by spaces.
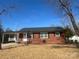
xmin=31 ymin=32 xmax=65 ymax=44
xmin=31 ymin=32 xmax=41 ymax=44
xmin=19 ymin=32 xmax=65 ymax=44
xmin=47 ymin=32 xmax=64 ymax=44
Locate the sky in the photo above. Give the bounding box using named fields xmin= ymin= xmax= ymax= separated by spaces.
xmin=0 ymin=0 xmax=79 ymax=31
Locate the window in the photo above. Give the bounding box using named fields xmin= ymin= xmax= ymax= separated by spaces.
xmin=8 ymin=34 xmax=16 ymax=41
xmin=55 ymin=32 xmax=60 ymax=37
xmin=10 ymin=34 xmax=15 ymax=38
xmin=23 ymin=33 xmax=27 ymax=38
xmin=27 ymin=32 xmax=33 ymax=38
xmin=31 ymin=33 xmax=33 ymax=39
xmin=40 ymin=32 xmax=48 ymax=39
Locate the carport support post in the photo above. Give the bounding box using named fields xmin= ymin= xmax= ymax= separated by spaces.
xmin=17 ymin=33 xmax=19 ymax=43
xmin=0 ymin=34 xmax=4 ymax=50
xmin=2 ymin=34 xmax=4 ymax=43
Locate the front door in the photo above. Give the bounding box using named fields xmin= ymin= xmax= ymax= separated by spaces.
xmin=19 ymin=33 xmax=23 ymax=42
xmin=27 ymin=32 xmax=33 ymax=43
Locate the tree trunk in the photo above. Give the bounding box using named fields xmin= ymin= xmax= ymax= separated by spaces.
xmin=0 ymin=32 xmax=2 ymax=49
xmin=0 ymin=37 xmax=2 ymax=49
xmin=0 ymin=43 xmax=1 ymax=49
xmin=68 ymin=13 xmax=79 ymax=35
xmin=59 ymin=0 xmax=79 ymax=35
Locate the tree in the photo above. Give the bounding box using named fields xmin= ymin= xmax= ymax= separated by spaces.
xmin=48 ymin=0 xmax=79 ymax=35
xmin=0 ymin=6 xmax=15 ymax=49
xmin=64 ymin=26 xmax=74 ymax=37
xmin=6 ymin=28 xmax=13 ymax=32
xmin=0 ymin=21 xmax=3 ymax=49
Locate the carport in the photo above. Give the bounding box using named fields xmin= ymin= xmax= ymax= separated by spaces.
xmin=2 ymin=32 xmax=19 ymax=43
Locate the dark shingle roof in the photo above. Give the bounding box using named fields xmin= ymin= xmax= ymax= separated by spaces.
xmin=19 ymin=27 xmax=64 ymax=32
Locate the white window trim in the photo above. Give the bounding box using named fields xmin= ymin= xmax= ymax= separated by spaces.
xmin=40 ymin=32 xmax=48 ymax=39
xmin=55 ymin=32 xmax=60 ymax=37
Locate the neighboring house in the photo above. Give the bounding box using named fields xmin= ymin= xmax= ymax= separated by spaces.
xmin=2 ymin=27 xmax=65 ymax=44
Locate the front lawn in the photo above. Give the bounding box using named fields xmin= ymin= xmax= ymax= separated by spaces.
xmin=0 ymin=44 xmax=79 ymax=59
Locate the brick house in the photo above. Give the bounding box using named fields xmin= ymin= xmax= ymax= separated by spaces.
xmin=2 ymin=27 xmax=65 ymax=44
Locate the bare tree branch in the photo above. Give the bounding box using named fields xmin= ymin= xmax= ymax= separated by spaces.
xmin=48 ymin=0 xmax=79 ymax=35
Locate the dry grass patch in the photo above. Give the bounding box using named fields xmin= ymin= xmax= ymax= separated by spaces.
xmin=0 ymin=44 xmax=79 ymax=59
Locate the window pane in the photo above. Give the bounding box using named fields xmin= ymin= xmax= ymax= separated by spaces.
xmin=40 ymin=32 xmax=48 ymax=39
xmin=10 ymin=34 xmax=15 ymax=38
xmin=55 ymin=32 xmax=60 ymax=37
